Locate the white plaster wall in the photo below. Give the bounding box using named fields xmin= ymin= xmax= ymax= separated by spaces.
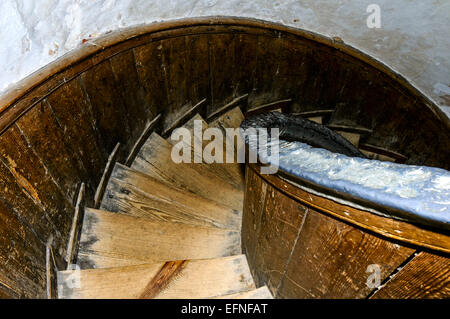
xmin=0 ymin=0 xmax=449 ymax=117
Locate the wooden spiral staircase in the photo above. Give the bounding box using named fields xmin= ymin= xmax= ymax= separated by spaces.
xmin=56 ymin=100 xmax=411 ymax=299
xmin=57 ymin=106 xmax=273 ymax=299
xmin=1 ymin=18 xmax=448 ymax=299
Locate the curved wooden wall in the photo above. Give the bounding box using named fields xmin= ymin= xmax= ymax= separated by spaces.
xmin=243 ymin=164 xmax=449 ymax=298
xmin=0 ymin=17 xmax=448 ymax=298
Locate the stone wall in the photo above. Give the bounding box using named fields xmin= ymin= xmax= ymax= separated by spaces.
xmin=0 ymin=0 xmax=449 ymax=117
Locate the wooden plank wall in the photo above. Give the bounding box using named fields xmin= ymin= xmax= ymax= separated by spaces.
xmin=0 ymin=21 xmax=448 ymax=298
xmin=243 ymin=166 xmax=449 ymax=298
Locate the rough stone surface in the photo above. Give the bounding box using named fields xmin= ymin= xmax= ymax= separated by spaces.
xmin=0 ymin=0 xmax=449 ymax=118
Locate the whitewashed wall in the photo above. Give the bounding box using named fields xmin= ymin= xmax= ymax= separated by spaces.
xmin=0 ymin=0 xmax=449 ymax=117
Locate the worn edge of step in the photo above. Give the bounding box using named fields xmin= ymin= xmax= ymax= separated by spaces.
xmin=100 ymin=163 xmax=242 ymax=230
xmin=125 ymin=113 xmax=162 ymax=166
xmin=132 ymin=132 xmax=244 ymax=211
xmin=94 ymin=143 xmax=121 ymax=209
xmin=162 ymin=98 xmax=207 ymax=137
xmin=168 ymin=113 xmax=244 ymax=189
xmin=206 ymin=94 xmax=248 ymax=121
xmin=77 ymin=208 xmax=242 ymax=269
xmin=65 ymin=183 xmax=86 ymax=266
xmin=246 ymin=98 xmax=292 ymax=116
xmin=58 ymin=255 xmax=253 ymax=299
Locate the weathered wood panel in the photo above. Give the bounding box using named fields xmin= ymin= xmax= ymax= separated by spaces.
xmin=276 ymin=208 xmax=415 ymax=298
xmin=77 ymin=208 xmax=241 ymax=269
xmin=101 ymin=164 xmax=241 ymax=230
xmin=248 ymin=34 xmax=282 ymax=107
xmin=252 ymin=185 xmax=308 ymax=295
xmin=134 ymin=41 xmax=168 ymax=118
xmin=110 ymin=50 xmax=154 ymax=151
xmin=232 ymin=34 xmax=258 ymax=103
xmin=161 ymin=37 xmax=190 ymax=117
xmin=275 ymin=36 xmax=309 ymax=112
xmin=209 ymin=33 xmax=236 ymax=112
xmin=371 ymin=252 xmax=450 ymax=299
xmin=0 ymin=282 xmax=19 ymax=299
xmin=46 ymin=79 xmax=107 ymax=190
xmin=241 ymin=168 xmax=267 ymax=271
xmin=185 ymin=35 xmax=211 ymax=108
xmin=15 ymin=101 xmax=87 ymax=204
xmin=80 ymin=61 xmax=130 ymax=157
xmin=0 ymin=125 xmax=74 ymax=252
xmin=251 ymin=164 xmax=450 ymax=253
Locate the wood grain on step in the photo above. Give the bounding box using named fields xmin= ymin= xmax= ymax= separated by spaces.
xmin=77 ymin=208 xmax=241 ymax=269
xmin=139 ymin=260 xmax=188 ymax=299
xmin=170 ymin=113 xmax=244 ymax=190
xmin=371 ymin=252 xmax=450 ymax=299
xmin=132 ymin=133 xmax=243 ymax=211
xmin=59 ymin=255 xmax=254 ymax=299
xmin=208 ymin=106 xmax=246 ymax=165
xmin=153 ymin=255 xmax=255 ymax=299
xmin=58 ymin=262 xmax=164 ymax=299
xmin=101 ymin=164 xmax=241 ymax=230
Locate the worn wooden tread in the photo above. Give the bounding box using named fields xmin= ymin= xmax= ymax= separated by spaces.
xmin=206 ymin=94 xmax=248 ymax=121
xmin=100 ymin=163 xmax=241 ymax=230
xmin=77 ymin=208 xmax=241 ymax=269
xmin=208 ymin=106 xmax=245 ymax=131
xmin=131 ymin=132 xmax=243 ymax=211
xmin=208 ymin=106 xmax=246 ymax=163
xmin=214 ymin=286 xmax=273 ymax=299
xmin=58 ymin=255 xmax=254 ymax=299
xmin=167 ymin=113 xmax=244 ymax=189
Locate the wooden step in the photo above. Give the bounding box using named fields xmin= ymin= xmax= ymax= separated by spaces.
xmin=208 ymin=106 xmax=246 ymax=163
xmin=100 ymin=163 xmax=241 ymax=230
xmin=358 ymin=143 xmax=408 ymax=163
xmin=292 ymin=109 xmax=336 ymax=126
xmin=208 ymin=106 xmax=245 ymax=130
xmin=335 ymin=130 xmax=361 ymax=147
xmin=214 ymin=286 xmax=273 ymax=299
xmin=77 ymin=208 xmax=241 ymax=269
xmin=167 ymin=113 xmax=244 ymax=189
xmin=246 ymin=99 xmax=292 ymax=117
xmin=131 ymin=132 xmax=243 ymax=211
xmin=306 ymin=116 xmax=323 ymax=124
xmin=58 ymin=255 xmax=254 ymax=299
